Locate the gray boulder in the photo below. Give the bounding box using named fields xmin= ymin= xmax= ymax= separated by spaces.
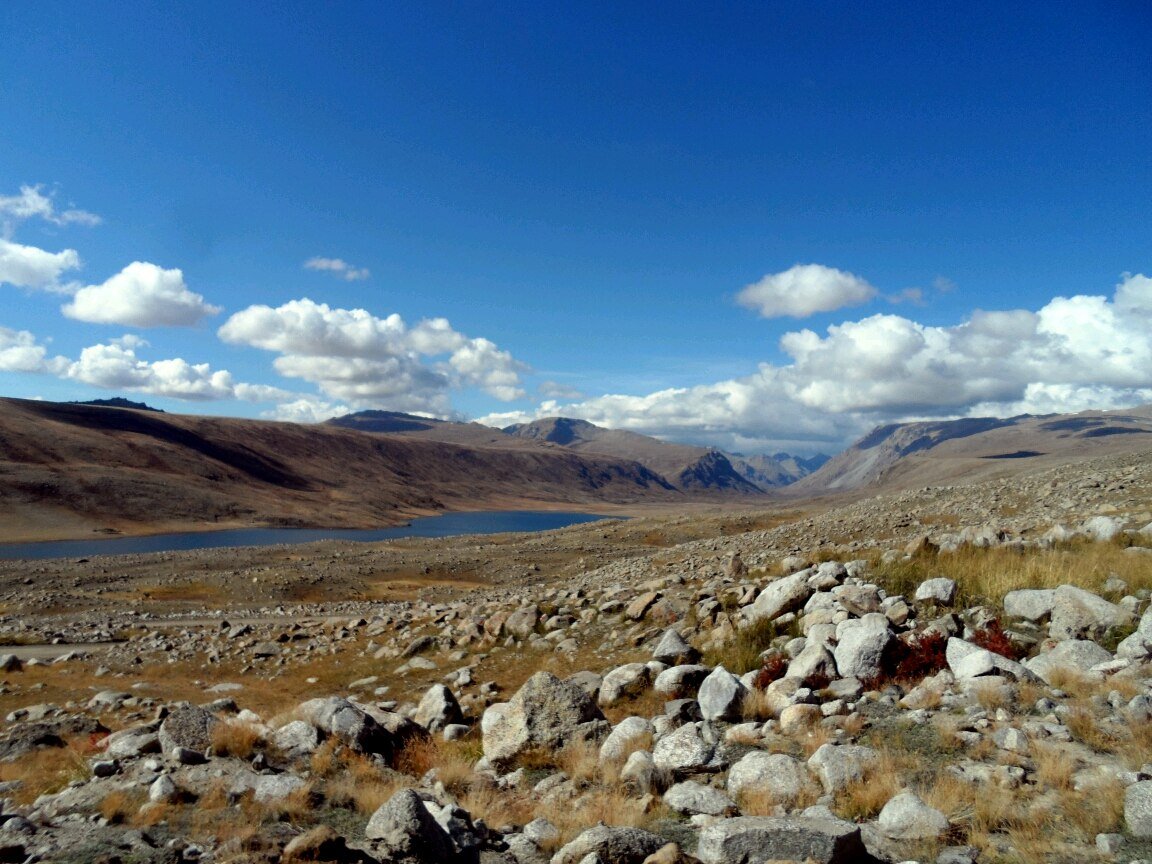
xmin=414 ymin=685 xmax=464 ymax=734
xmin=297 ymin=696 xmax=395 ymax=757
xmin=653 ymin=664 xmax=711 ymax=697
xmin=750 ymin=570 xmax=814 ymax=623
xmin=1026 ymin=639 xmax=1113 ymax=685
xmin=807 ymin=743 xmax=879 ymax=795
xmin=271 ymin=719 xmax=320 ymax=758
xmin=599 ymin=716 xmax=651 ymax=766
xmin=550 ymin=824 xmax=667 ymax=864
xmin=598 ymin=663 xmax=651 ymax=707
xmin=1117 ymin=606 xmax=1152 ymax=660
xmin=663 ymin=780 xmax=738 ymax=816
xmin=696 ymin=815 xmax=871 ymax=864
xmin=727 ymin=751 xmax=817 ymax=809
xmin=1126 ymin=780 xmax=1152 ymax=837
xmin=653 ymin=629 xmax=701 ymax=665
xmin=482 ymin=672 xmax=608 ymax=769
xmin=832 ymin=614 xmax=892 ymax=680
xmin=914 ymin=577 xmax=957 ymax=605
xmin=1049 ymin=585 xmax=1132 ymax=641
xmin=653 ymin=720 xmax=723 ymax=777
xmin=365 ymin=788 xmax=455 ymax=861
xmin=877 ymin=790 xmax=949 ymax=839
xmin=697 ymin=665 xmax=747 ymax=722
xmin=1003 ymin=588 xmax=1056 ymax=623
xmin=158 ymin=705 xmax=219 ymax=757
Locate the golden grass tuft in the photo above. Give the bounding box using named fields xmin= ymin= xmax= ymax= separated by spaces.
xmin=210 ymin=719 xmax=263 ymax=760
xmin=99 ymin=788 xmax=145 ymax=824
xmin=0 ymin=736 xmax=99 ymax=804
xmin=831 ymin=748 xmax=906 ymax=821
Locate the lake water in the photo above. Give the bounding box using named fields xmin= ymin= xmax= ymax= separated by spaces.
xmin=0 ymin=510 xmax=614 ymax=561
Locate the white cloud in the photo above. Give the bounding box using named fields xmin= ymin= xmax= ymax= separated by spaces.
xmin=64 ymin=341 xmax=237 ymax=400
xmin=539 ymin=380 xmax=584 ymax=400
xmin=737 ymin=263 xmax=876 ymax=318
xmin=219 ymin=298 xmax=526 ymax=412
xmin=263 ymin=397 xmax=352 ymax=424
xmin=0 ymin=238 xmax=81 ymax=289
xmin=0 ymin=184 xmax=101 ymax=229
xmin=304 ymin=256 xmax=370 ymax=281
xmin=0 ymin=327 xmax=68 ymax=375
xmin=62 ymin=262 xmax=222 ymax=327
xmin=483 ymin=272 xmax=1152 ymax=453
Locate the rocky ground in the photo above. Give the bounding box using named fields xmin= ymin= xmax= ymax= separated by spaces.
xmin=0 ymin=449 xmax=1150 ymax=863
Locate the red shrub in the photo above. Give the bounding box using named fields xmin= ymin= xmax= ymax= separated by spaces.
xmin=971 ymin=619 xmax=1026 ymax=660
xmin=752 ymin=653 xmax=789 ymax=690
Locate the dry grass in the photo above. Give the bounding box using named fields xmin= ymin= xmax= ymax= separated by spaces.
xmin=870 ymin=537 xmax=1152 ymax=609
xmin=1030 ymin=742 xmax=1076 ymax=790
xmin=831 ymin=748 xmax=907 ymax=821
xmin=0 ymin=736 xmax=100 ymax=804
xmin=99 ymin=788 xmax=145 ymax=824
xmin=1063 ymin=706 xmax=1116 ymax=752
xmin=210 ymin=719 xmax=263 ymax=759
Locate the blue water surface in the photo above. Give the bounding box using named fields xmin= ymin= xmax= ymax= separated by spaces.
xmin=0 ymin=510 xmax=613 ymax=560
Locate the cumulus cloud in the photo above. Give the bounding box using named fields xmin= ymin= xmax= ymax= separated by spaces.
xmin=737 ymin=263 xmax=877 ymax=318
xmin=304 ymin=257 xmax=370 ymax=281
xmin=0 ymin=327 xmax=69 ymax=375
xmin=483 ymin=272 xmax=1152 ymax=453
xmin=0 ymin=184 xmax=100 ymax=229
xmin=219 ymin=298 xmax=527 ymax=412
xmin=0 ymin=238 xmax=81 ymax=289
xmin=62 ymin=262 xmax=222 ymax=327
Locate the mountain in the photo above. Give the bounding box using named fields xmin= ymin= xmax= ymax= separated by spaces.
xmin=70 ymin=397 xmax=162 ymax=412
xmin=502 ymin=417 xmax=765 ymax=494
xmin=793 ymin=407 xmax=1152 ymax=494
xmin=0 ymin=398 xmax=682 ymax=542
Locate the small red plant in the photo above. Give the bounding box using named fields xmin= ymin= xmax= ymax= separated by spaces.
xmin=971 ymin=619 xmax=1026 ymax=660
xmin=752 ymin=652 xmax=789 ymax=690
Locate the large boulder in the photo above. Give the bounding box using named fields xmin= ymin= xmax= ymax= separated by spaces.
xmin=914 ymin=577 xmax=957 ymax=606
xmin=877 ymin=791 xmax=949 ymax=840
xmin=365 ymin=788 xmax=455 ymax=862
xmin=550 ymin=825 xmax=667 ymax=864
xmin=1003 ymin=589 xmax=1057 ymax=623
xmin=750 ymin=570 xmax=814 ymax=623
xmin=832 ymin=614 xmax=892 ymax=680
xmin=807 ymin=743 xmax=879 ymax=795
xmin=158 ymin=705 xmax=219 ymax=757
xmin=663 ymin=780 xmax=738 ymax=816
xmin=1126 ymin=781 xmax=1152 ymax=837
xmin=599 ymin=663 xmax=651 ymax=707
xmin=945 ymin=638 xmax=1035 ymax=682
xmin=1026 ymin=639 xmax=1113 ymax=685
xmin=1117 ymin=606 xmax=1152 ymax=660
xmin=414 ymin=685 xmax=464 ymax=734
xmin=653 ymin=629 xmax=701 ymax=665
xmin=697 ymin=666 xmax=747 ymax=722
xmin=1048 ymin=585 xmax=1132 ymax=641
xmin=653 ymin=664 xmax=711 ymax=697
xmin=481 ymin=672 xmax=608 ymax=769
xmin=696 ymin=815 xmax=872 ymax=864
xmin=297 ymin=697 xmax=396 ymax=757
xmin=599 ymin=716 xmax=651 ymax=766
xmin=727 ymin=751 xmax=818 ymax=810
xmin=653 ymin=721 xmax=723 ymax=777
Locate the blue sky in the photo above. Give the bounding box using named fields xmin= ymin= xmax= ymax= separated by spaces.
xmin=2 ymin=2 xmax=1150 ymax=454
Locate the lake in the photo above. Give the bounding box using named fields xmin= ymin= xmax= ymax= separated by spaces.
xmin=0 ymin=510 xmax=614 ymax=561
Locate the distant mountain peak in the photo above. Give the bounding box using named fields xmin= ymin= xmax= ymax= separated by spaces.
xmin=70 ymin=397 xmax=161 ymax=412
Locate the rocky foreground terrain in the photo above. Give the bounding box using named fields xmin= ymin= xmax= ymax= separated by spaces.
xmin=0 ymin=449 xmax=1151 ymax=863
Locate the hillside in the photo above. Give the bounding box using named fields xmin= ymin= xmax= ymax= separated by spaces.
xmin=0 ymin=398 xmax=682 ymax=542
xmin=504 ymin=417 xmax=789 ymax=493
xmin=794 ymin=406 xmax=1152 ymax=494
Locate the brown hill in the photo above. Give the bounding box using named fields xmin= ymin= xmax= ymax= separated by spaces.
xmin=792 ymin=406 xmax=1152 ymax=495
xmin=0 ymin=398 xmax=682 ymax=542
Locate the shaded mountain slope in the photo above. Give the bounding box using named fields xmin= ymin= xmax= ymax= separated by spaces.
xmin=793 ymin=406 xmax=1152 ymax=494
xmin=0 ymin=398 xmax=680 ymax=541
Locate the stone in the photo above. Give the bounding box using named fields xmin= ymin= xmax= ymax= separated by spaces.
xmin=103 ymin=725 xmax=161 ymax=759
xmin=297 ymin=697 xmax=396 ymax=757
xmin=413 ymin=685 xmax=464 ymax=734
xmin=652 ymin=629 xmax=701 ymax=665
xmin=833 ymin=614 xmax=892 ymax=680
xmin=482 ymin=671 xmax=608 ymax=769
xmin=365 ymin=788 xmax=454 ymax=861
xmin=653 ymin=721 xmax=722 ymax=777
xmin=620 ymin=749 xmax=657 ymax=793
xmin=158 ymin=704 xmax=219 ymax=756
xmin=727 ymin=751 xmax=817 ymax=809
xmin=506 ymin=607 xmax=540 ymax=639
xmin=653 ymin=664 xmax=710 ymax=697
xmin=1049 ymin=585 xmax=1132 ymax=641
xmin=599 ymin=663 xmax=652 ymax=707
xmin=832 ymin=583 xmax=881 ymax=616
xmin=599 ymin=716 xmax=651 ymax=766
xmin=877 ymin=790 xmax=950 ymax=839
xmin=551 ymin=824 xmax=668 ymax=864
xmin=807 ymin=743 xmax=879 ymax=795
xmin=281 ymin=826 xmax=356 ymax=863
xmin=915 ymin=577 xmax=958 ymax=605
xmin=1126 ymin=781 xmax=1152 ymax=837
xmin=1003 ymin=588 xmax=1057 ymax=623
xmin=787 ymin=642 xmax=837 ymax=683
xmin=779 ymin=703 xmax=822 ymax=734
xmin=149 ymin=774 xmax=178 ymax=803
xmin=697 ymin=666 xmax=747 ymax=722
xmin=1117 ymin=606 xmax=1152 ymax=660
xmin=946 ymin=637 xmax=1035 ymax=682
xmin=1082 ymin=515 xmax=1123 ymax=541
xmin=1026 ymin=639 xmax=1113 ymax=685
xmin=626 ymin=592 xmax=662 ymax=621
xmin=750 ymin=570 xmax=814 ymax=623
xmin=663 ymin=780 xmax=737 ymax=816
xmin=695 ymin=815 xmax=870 ymax=864
xmin=272 ymin=719 xmax=321 ymax=758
